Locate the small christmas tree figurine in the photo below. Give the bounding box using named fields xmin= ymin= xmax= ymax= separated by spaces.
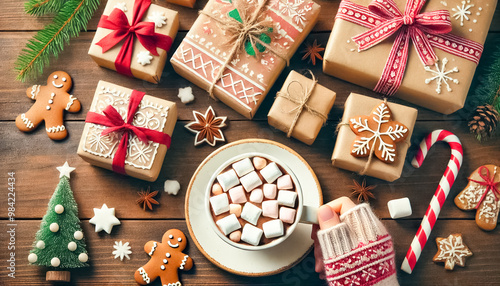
xmin=27 ymin=162 xmax=89 ymax=282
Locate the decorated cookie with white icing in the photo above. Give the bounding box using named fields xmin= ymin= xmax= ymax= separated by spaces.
xmin=15 ymin=71 xmax=81 ymax=140
xmin=134 ymin=229 xmax=193 ymax=286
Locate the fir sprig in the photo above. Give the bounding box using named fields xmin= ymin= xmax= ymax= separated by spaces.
xmin=25 ymin=0 xmax=68 ymax=16
xmin=15 ymin=0 xmax=100 ymax=82
xmin=469 ymin=45 xmax=500 ymax=115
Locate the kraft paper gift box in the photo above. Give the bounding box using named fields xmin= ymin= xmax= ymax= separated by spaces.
xmin=88 ymin=0 xmax=179 ymax=84
xmin=77 ymin=81 xmax=177 ymax=182
xmin=268 ymin=70 xmax=336 ymax=145
xmin=166 ymin=0 xmax=196 ymax=8
xmin=332 ymin=93 xmax=417 ymax=182
xmin=323 ymin=0 xmax=496 ymax=114
xmin=170 ymin=0 xmax=321 ymax=119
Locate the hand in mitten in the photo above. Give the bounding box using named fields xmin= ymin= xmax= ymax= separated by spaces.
xmin=312 ymin=197 xmax=399 ymax=286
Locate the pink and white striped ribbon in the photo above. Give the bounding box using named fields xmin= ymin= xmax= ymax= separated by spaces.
xmin=401 ymin=129 xmax=463 ymax=274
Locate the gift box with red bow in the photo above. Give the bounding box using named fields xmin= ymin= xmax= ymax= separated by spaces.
xmin=88 ymin=0 xmax=179 ymax=84
xmin=170 ymin=0 xmax=321 ymax=119
xmin=323 ymin=0 xmax=496 ymax=114
xmin=77 ymin=81 xmax=177 ymax=181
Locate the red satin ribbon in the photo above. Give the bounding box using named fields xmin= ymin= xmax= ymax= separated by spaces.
xmin=336 ymin=0 xmax=484 ymax=96
xmin=85 ymin=90 xmax=171 ymax=175
xmin=96 ymin=0 xmax=173 ymax=77
xmin=469 ymin=166 xmax=500 ymax=209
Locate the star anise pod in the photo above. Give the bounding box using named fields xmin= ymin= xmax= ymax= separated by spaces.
xmin=301 ymin=39 xmax=324 ymax=66
xmin=350 ymin=179 xmax=376 ymax=202
xmin=185 ymin=106 xmax=227 ymax=147
xmin=137 ymin=187 xmax=159 ymax=211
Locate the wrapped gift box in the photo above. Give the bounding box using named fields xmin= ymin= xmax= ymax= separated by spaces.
xmin=170 ymin=0 xmax=321 ymax=119
xmin=88 ymin=0 xmax=179 ymax=84
xmin=268 ymin=70 xmax=336 ymax=145
xmin=166 ymin=0 xmax=196 ymax=8
xmin=332 ymin=93 xmax=417 ymax=181
xmin=77 ymin=81 xmax=177 ymax=181
xmin=323 ymin=0 xmax=496 ymax=114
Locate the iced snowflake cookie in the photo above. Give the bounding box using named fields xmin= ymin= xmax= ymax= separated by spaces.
xmin=432 ymin=233 xmax=472 ymax=270
xmin=134 ymin=229 xmax=193 ymax=286
xmin=349 ymin=101 xmax=409 ymax=163
xmin=454 ymin=165 xmax=500 ymax=231
xmin=15 ymin=71 xmax=81 ymax=140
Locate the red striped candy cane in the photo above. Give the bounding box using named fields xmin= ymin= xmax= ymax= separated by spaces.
xmin=401 ymin=129 xmax=463 ymax=274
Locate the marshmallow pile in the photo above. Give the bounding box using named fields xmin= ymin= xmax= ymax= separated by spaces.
xmin=209 ymin=157 xmax=298 ymax=246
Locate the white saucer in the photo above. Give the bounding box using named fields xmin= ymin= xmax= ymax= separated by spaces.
xmin=185 ymin=139 xmax=323 ymax=276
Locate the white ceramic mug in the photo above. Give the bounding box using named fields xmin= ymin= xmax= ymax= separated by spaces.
xmin=205 ymin=152 xmax=318 ymax=251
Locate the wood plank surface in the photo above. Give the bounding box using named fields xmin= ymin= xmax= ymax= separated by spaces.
xmin=1 ymin=0 xmax=499 ymax=285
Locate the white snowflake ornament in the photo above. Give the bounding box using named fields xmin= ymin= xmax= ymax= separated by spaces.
xmin=113 ymin=2 xmax=127 ymax=12
xmin=178 ymin=86 xmax=195 ymax=104
xmin=452 ymin=0 xmax=474 ymax=26
xmin=89 ymin=204 xmax=121 ymax=234
xmin=424 ymin=57 xmax=459 ymax=94
xmin=148 ymin=11 xmax=167 ymax=28
xmin=137 ymin=51 xmax=153 ymax=66
xmin=112 ymin=241 xmax=132 ymax=261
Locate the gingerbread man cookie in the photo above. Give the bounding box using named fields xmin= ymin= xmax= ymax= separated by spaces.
xmin=15 ymin=71 xmax=81 ymax=140
xmin=134 ymin=229 xmax=193 ymax=286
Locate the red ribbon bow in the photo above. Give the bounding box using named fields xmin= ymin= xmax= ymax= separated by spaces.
xmin=336 ymin=0 xmax=484 ymax=96
xmin=85 ymin=90 xmax=171 ymax=175
xmin=96 ymin=0 xmax=173 ymax=77
xmin=469 ymin=166 xmax=500 ymax=209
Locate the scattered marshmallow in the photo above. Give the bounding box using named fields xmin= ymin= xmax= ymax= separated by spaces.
xmin=277 ymin=190 xmax=297 ymax=208
xmin=212 ymin=183 xmax=223 ymax=195
xmin=229 ymin=230 xmax=242 ymax=243
xmin=232 ymin=158 xmax=254 ymax=177
xmin=249 ymin=188 xmax=264 ymax=203
xmin=240 ymin=171 xmax=262 ymax=192
xmin=262 ymin=200 xmax=279 ymax=218
xmin=263 ymin=219 xmax=284 ymax=238
xmin=229 ymin=186 xmax=247 ymax=204
xmin=241 ymin=224 xmax=263 ymax=246
xmin=260 ymin=162 xmax=283 ymax=183
xmin=253 ymin=157 xmax=267 ymax=170
xmin=241 ymin=202 xmax=262 ymax=225
xmin=216 ymin=214 xmax=241 ymax=235
xmin=217 ymin=169 xmax=239 ymax=192
xmin=277 ymin=175 xmax=293 ymax=190
xmin=178 ymin=86 xmax=194 ymax=104
xmin=280 ymin=207 xmax=296 ymax=224
xmin=210 ymin=193 xmax=230 ymax=215
xmin=263 ymin=184 xmax=277 ymax=199
xmin=387 ymin=197 xmax=412 ymax=219
xmin=229 ymin=204 xmax=242 ymax=217
xmin=164 ymin=180 xmax=180 ymax=195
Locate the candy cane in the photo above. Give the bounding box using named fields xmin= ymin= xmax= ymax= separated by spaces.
xmin=401 ymin=129 xmax=463 ymax=274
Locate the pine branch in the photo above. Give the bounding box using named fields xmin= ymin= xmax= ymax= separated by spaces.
xmin=25 ymin=0 xmax=69 ymax=16
xmin=470 ymin=45 xmax=500 ymax=114
xmin=15 ymin=0 xmax=100 ymax=82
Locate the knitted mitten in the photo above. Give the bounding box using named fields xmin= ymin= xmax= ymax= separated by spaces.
xmin=316 ymin=204 xmax=398 ymax=286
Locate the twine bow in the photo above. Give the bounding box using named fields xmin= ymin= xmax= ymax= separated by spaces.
xmin=276 ymin=70 xmax=327 ymax=137
xmin=469 ymin=166 xmax=500 ymax=209
xmin=201 ymin=0 xmax=289 ymax=99
xmin=336 ymin=0 xmax=484 ymax=96
xmin=96 ymin=0 xmax=173 ymax=77
xmin=85 ymin=90 xmax=171 ymax=175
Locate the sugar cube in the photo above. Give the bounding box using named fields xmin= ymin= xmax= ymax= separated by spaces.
xmin=240 ymin=171 xmax=263 ymax=192
xmin=232 ymin=158 xmax=254 ymax=177
xmin=263 ymin=219 xmax=284 ymax=238
xmin=241 ymin=202 xmax=262 ymax=225
xmin=241 ymin=224 xmax=263 ymax=246
xmin=210 ymin=193 xmax=229 ymax=215
xmin=217 ymin=169 xmax=239 ymax=192
xmin=277 ymin=190 xmax=297 ymax=207
xmin=216 ymin=214 xmax=241 ymax=235
xmin=260 ymin=162 xmax=283 ymax=183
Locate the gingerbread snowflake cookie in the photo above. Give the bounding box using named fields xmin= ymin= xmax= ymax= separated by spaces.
xmin=134 ymin=229 xmax=193 ymax=286
xmin=15 ymin=71 xmax=81 ymax=140
xmin=433 ymin=234 xmax=472 ymax=270
xmin=349 ymin=101 xmax=409 ymax=163
xmin=454 ymin=165 xmax=500 ymax=231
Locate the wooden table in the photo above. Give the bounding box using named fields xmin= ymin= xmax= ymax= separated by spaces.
xmin=1 ymin=0 xmax=499 ymax=285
